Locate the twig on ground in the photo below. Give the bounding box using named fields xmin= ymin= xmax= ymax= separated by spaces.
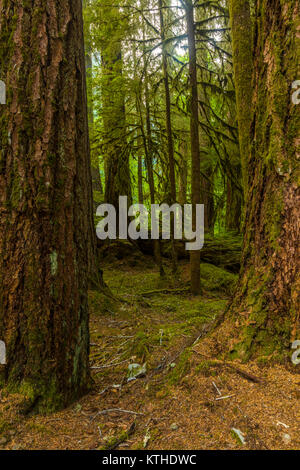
xmin=98 ymin=384 xmax=121 ymax=395
xmin=212 ymin=381 xmax=222 ymax=396
xmin=91 ymin=409 xmax=144 ymax=422
xmin=215 ymin=394 xmax=235 ymax=401
xmin=91 ymin=359 xmax=129 ymax=370
xmin=141 ymin=287 xmax=190 ymax=297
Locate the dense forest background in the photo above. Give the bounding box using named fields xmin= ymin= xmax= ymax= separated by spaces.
xmin=84 ymin=0 xmax=242 ymax=236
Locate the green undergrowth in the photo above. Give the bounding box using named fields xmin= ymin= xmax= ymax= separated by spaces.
xmin=88 ymin=261 xmax=232 ymax=388
xmin=93 ymin=261 xmax=237 ymax=301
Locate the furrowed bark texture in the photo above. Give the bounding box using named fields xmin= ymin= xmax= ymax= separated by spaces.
xmin=229 ymin=0 xmax=300 ymax=358
xmin=0 ymin=0 xmax=93 ymax=412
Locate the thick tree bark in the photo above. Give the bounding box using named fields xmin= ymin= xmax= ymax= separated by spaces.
xmin=0 ymin=0 xmax=93 ymax=412
xmin=229 ymin=0 xmax=300 ymax=358
xmin=186 ymin=1 xmax=201 ymax=295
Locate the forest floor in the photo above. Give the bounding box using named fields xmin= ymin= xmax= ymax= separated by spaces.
xmin=0 ymin=248 xmax=299 ymax=450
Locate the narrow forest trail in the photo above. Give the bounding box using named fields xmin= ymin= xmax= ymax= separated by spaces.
xmin=0 ymin=254 xmax=299 ymax=450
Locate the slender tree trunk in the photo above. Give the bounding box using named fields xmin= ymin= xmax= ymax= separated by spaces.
xmin=144 ymin=74 xmax=165 ymax=277
xmin=137 ymin=140 xmax=144 ymax=206
xmin=196 ymin=7 xmax=215 ymax=235
xmin=136 ymin=28 xmax=165 ymax=276
xmin=159 ymin=0 xmax=178 ymax=273
xmin=228 ymin=0 xmax=300 ymax=358
xmin=85 ymin=47 xmax=104 ymax=208
xmin=133 ymin=42 xmax=144 ymax=207
xmin=200 ymin=167 xmax=215 ymax=235
xmin=178 ymin=139 xmax=188 ymax=207
xmin=0 ymin=0 xmax=93 ymax=412
xmin=186 ymin=1 xmax=201 ymax=295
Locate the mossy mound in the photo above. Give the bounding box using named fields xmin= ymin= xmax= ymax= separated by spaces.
xmin=201 ymin=263 xmax=237 ymax=296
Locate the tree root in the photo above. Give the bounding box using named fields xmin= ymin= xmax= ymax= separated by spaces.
xmin=141 ymin=287 xmax=190 ymax=297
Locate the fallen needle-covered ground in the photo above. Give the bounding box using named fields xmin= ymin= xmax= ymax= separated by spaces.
xmin=0 ymin=253 xmax=299 ymax=450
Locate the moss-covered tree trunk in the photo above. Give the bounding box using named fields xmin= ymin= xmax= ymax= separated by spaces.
xmin=229 ymin=0 xmax=300 ymax=358
xmin=144 ymin=64 xmax=165 ymax=277
xmin=196 ymin=7 xmax=215 ymax=235
xmin=225 ymin=175 xmax=242 ymax=233
xmin=0 ymin=0 xmax=93 ymax=412
xmin=101 ymin=4 xmax=131 ymax=210
xmin=186 ymin=0 xmax=202 ymax=295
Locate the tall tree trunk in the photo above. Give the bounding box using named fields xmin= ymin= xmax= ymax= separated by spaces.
xmin=136 ymin=29 xmax=164 ymax=276
xmin=186 ymin=0 xmax=201 ymax=295
xmin=196 ymin=7 xmax=215 ymax=235
xmin=133 ymin=41 xmax=144 ymax=207
xmin=229 ymin=0 xmax=253 ymax=196
xmin=159 ymin=0 xmax=178 ymax=273
xmin=85 ymin=46 xmax=104 ymax=209
xmin=228 ymin=0 xmax=300 ymax=358
xmin=0 ymin=0 xmax=93 ymax=412
xmin=144 ymin=71 xmax=165 ymax=277
xmin=83 ymin=0 xmax=103 ymax=212
xmin=101 ymin=4 xmax=131 ymax=210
